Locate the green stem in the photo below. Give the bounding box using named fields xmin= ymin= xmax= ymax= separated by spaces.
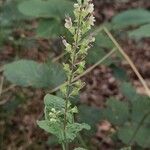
xmin=78 ymin=134 xmax=88 ymax=149
xmin=63 ymin=7 xmax=83 ymax=150
xmin=62 ymin=143 xmax=66 ymax=150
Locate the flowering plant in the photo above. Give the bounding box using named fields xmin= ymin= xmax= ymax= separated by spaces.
xmin=37 ymin=0 xmax=95 ymax=149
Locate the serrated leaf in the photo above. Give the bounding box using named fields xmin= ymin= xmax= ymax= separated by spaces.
xmin=118 ymin=124 xmax=150 ymax=148
xmin=37 ymin=120 xmax=63 ymax=141
xmin=4 ymin=60 xmax=66 ymax=88
xmin=103 ymin=98 xmax=129 ymax=125
xmin=131 ymin=96 xmax=150 ymax=124
xmin=128 ymin=24 xmax=150 ymax=39
xmin=44 ymin=94 xmax=65 ymax=110
xmin=118 ymin=124 xmax=135 ymax=144
xmin=18 ymin=0 xmax=73 ymax=19
xmin=135 ymin=125 xmax=150 ymax=148
xmin=111 ymin=9 xmax=150 ymax=29
xmin=66 ymin=123 xmax=90 ymax=142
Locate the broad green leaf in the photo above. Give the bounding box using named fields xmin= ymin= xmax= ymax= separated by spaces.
xmin=37 ymin=120 xmax=63 ymax=141
xmin=66 ymin=123 xmax=90 ymax=142
xmin=86 ymin=32 xmax=114 ymax=65
xmin=44 ymin=94 xmax=65 ymax=110
xmin=131 ymin=96 xmax=150 ymax=124
xmin=111 ymin=9 xmax=150 ymax=29
xmin=111 ymin=65 xmax=129 ymax=81
xmin=118 ymin=124 xmax=150 ymax=148
xmin=36 ymin=19 xmax=65 ymax=38
xmin=103 ymin=98 xmax=129 ymax=125
xmin=118 ymin=124 xmax=135 ymax=144
xmin=128 ymin=24 xmax=150 ymax=39
xmin=86 ymin=46 xmax=107 ymax=65
xmin=95 ymin=32 xmax=114 ymax=49
xmin=135 ymin=125 xmax=150 ymax=148
xmin=120 ymin=82 xmax=138 ymax=102
xmin=0 ymin=0 xmax=27 ymax=26
xmin=18 ymin=0 xmax=73 ymax=19
xmin=78 ymin=105 xmax=102 ymax=126
xmin=47 ymin=62 xmax=66 ymax=88
xmin=4 ymin=60 xmax=66 ymax=88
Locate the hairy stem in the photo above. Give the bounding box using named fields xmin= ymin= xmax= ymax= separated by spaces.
xmin=63 ymin=7 xmax=83 ymax=150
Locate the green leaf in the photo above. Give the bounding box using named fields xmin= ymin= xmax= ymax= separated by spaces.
xmin=120 ymin=82 xmax=138 ymax=102
xmin=111 ymin=64 xmax=129 ymax=81
xmin=103 ymin=98 xmax=129 ymax=125
xmin=128 ymin=24 xmax=150 ymax=39
xmin=135 ymin=125 xmax=150 ymax=148
xmin=66 ymin=123 xmax=90 ymax=142
xmin=95 ymin=32 xmax=114 ymax=49
xmin=36 ymin=19 xmax=65 ymax=38
xmin=18 ymin=0 xmax=73 ymax=19
xmin=86 ymin=32 xmax=114 ymax=65
xmin=44 ymin=94 xmax=65 ymax=110
xmin=111 ymin=9 xmax=150 ymax=29
xmin=0 ymin=0 xmax=28 ymax=26
xmin=131 ymin=96 xmax=150 ymax=124
xmin=118 ymin=124 xmax=150 ymax=148
xmin=37 ymin=120 xmax=63 ymax=141
xmin=78 ymin=105 xmax=102 ymax=127
xmin=118 ymin=124 xmax=135 ymax=144
xmin=86 ymin=46 xmax=107 ymax=65
xmin=4 ymin=60 xmax=66 ymax=88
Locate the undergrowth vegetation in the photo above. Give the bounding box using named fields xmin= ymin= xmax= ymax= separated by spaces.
xmin=0 ymin=0 xmax=150 ymax=150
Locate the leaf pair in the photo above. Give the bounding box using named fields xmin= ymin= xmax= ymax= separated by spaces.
xmin=37 ymin=94 xmax=90 ymax=143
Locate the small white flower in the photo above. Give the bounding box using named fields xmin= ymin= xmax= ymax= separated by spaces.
xmin=74 ymin=3 xmax=79 ymax=8
xmin=88 ymin=15 xmax=95 ymax=26
xmin=87 ymin=3 xmax=94 ymax=13
xmin=62 ymin=39 xmax=70 ymax=48
xmin=50 ymin=118 xmax=57 ymax=122
xmin=51 ymin=108 xmax=56 ymax=112
xmin=89 ymin=36 xmax=95 ymax=42
xmin=49 ymin=112 xmax=53 ymax=116
xmin=65 ymin=17 xmax=72 ymax=29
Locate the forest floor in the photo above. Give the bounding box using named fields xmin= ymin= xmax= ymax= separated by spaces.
xmin=0 ymin=0 xmax=150 ymax=150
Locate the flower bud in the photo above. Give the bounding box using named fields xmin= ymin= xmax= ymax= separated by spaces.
xmin=65 ymin=17 xmax=72 ymax=29
xmin=87 ymin=3 xmax=94 ymax=13
xmin=88 ymin=15 xmax=95 ymax=26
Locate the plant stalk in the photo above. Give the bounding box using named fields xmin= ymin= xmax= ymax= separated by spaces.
xmin=63 ymin=7 xmax=83 ymax=150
